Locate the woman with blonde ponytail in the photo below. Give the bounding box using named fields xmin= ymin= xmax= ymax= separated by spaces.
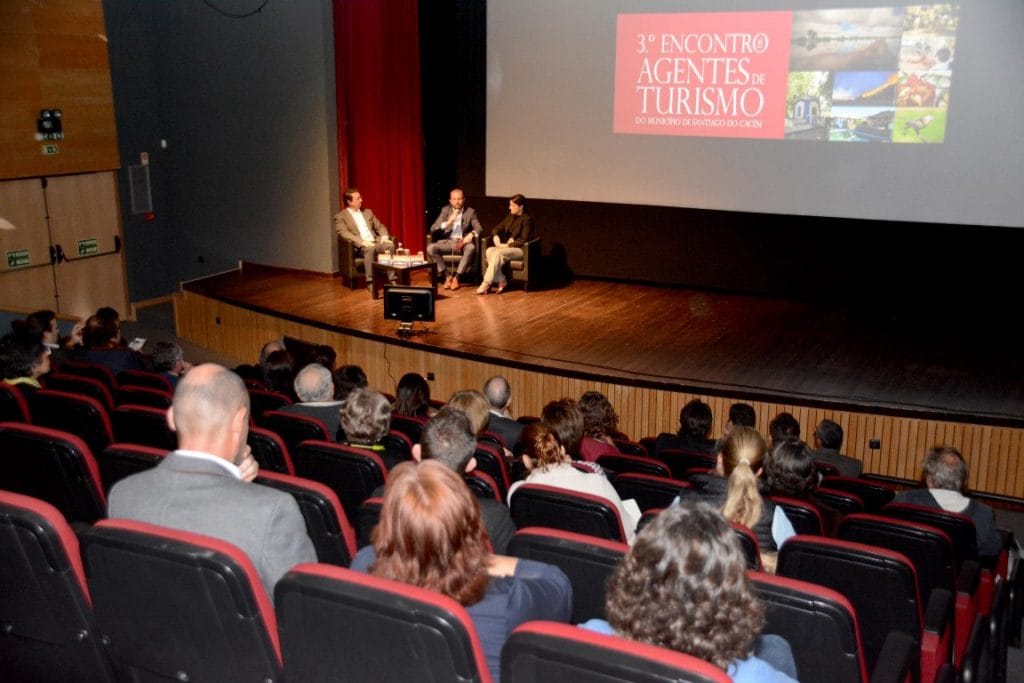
xmin=686 ymin=426 xmax=794 ymax=554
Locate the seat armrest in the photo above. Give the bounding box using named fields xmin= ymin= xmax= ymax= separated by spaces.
xmin=869 ymin=630 xmax=917 ymax=683
xmin=954 ymin=560 xmax=981 ymax=665
xmin=924 ymin=587 xmax=954 ymax=634
xmin=958 ymin=560 xmax=981 ymax=595
xmin=920 ymin=587 xmax=954 ymax=683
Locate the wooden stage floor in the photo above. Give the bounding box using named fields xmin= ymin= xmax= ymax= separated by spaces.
xmin=182 ymin=264 xmax=1023 ymax=428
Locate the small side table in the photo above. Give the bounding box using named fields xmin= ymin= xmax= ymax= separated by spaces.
xmin=370 ymin=260 xmax=437 ymax=299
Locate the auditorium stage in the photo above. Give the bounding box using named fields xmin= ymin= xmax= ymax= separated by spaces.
xmin=179 ymin=263 xmax=1022 ymax=429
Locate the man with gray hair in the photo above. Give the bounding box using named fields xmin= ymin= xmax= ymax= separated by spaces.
xmin=281 ymin=363 xmax=344 ymax=440
xmin=482 ymin=375 xmax=524 ymax=453
xmin=151 ymin=340 xmax=191 ymax=389
xmin=107 ymin=363 xmax=316 ymax=599
xmin=810 ymin=418 xmax=862 ymax=477
xmin=894 ymin=445 xmax=1002 ymax=559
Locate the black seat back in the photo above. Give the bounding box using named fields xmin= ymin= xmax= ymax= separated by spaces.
xmin=97 ymin=443 xmax=166 ymax=494
xmin=110 ymin=404 xmax=177 ymax=450
xmin=292 ymin=440 xmax=386 ymax=522
xmin=509 ymin=483 xmax=626 ymax=543
xmin=247 ymin=425 xmax=294 ymax=475
xmin=612 ymin=473 xmax=689 ymax=513
xmin=30 ymin=389 xmax=114 ymax=458
xmin=260 ymin=410 xmax=328 ymax=456
xmin=820 ymin=476 xmax=897 ymax=512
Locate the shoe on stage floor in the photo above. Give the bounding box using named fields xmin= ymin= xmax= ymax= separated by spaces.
xmin=443 ymin=275 xmax=453 ymax=289
xmin=450 ymin=276 xmax=461 ymax=290
xmin=475 ymin=282 xmax=490 ymax=295
xmin=495 ymin=282 xmax=507 ymax=294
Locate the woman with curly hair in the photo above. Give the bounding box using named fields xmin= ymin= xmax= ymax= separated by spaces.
xmin=581 ymin=501 xmax=797 ymax=682
xmin=392 ymin=372 xmax=436 ymax=419
xmin=577 ymin=390 xmax=623 ymax=461
xmin=350 ymin=460 xmax=572 ymax=681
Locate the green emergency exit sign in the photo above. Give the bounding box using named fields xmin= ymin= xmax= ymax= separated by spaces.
xmin=7 ymin=250 xmax=30 ymax=268
xmin=77 ymin=238 xmax=98 ymax=256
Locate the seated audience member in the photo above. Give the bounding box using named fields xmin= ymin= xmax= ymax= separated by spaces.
xmin=482 ymin=375 xmax=525 ymax=453
xmin=683 ymin=425 xmax=795 ymax=557
xmin=767 ymin=412 xmax=801 ymax=450
xmin=107 ymin=364 xmax=316 ymax=600
xmin=764 ymin=438 xmax=842 ymax=536
xmin=369 ymin=407 xmax=516 ymax=554
xmin=0 ymin=331 xmax=51 ymax=395
xmin=894 ymin=446 xmax=1002 ymax=560
xmin=24 ymin=309 xmax=60 ymax=351
xmin=714 ymin=402 xmax=757 ymax=452
xmin=351 ymin=460 xmax=573 ymax=681
xmin=233 ymin=338 xmax=285 ymax=386
xmin=392 ymin=372 xmax=436 ymax=419
xmin=509 ymin=423 xmax=639 ymax=544
xmin=655 ymin=398 xmax=717 ymax=457
xmin=281 ymin=363 xmax=345 ymax=441
xmin=311 ymin=344 xmax=337 ymax=371
xmin=68 ymin=312 xmax=145 ymax=374
xmin=151 ymin=340 xmax=191 ymax=389
xmin=446 ymin=389 xmax=492 ymax=437
xmin=333 ymin=363 xmax=368 ymax=401
xmin=540 ymin=397 xmax=585 ymax=461
xmin=580 ymin=501 xmax=797 ymax=682
xmin=578 ymin=390 xmax=623 ymax=462
xmin=810 ymin=418 xmax=862 ymax=478
xmin=340 ymin=386 xmax=406 ymax=470
xmin=262 ymin=349 xmax=297 ymax=401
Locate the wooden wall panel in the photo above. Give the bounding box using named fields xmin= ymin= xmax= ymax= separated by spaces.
xmin=0 ymin=0 xmax=118 ymax=179
xmin=176 ymin=292 xmax=1024 ymax=501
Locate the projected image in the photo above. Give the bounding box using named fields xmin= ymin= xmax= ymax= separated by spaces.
xmin=893 ymin=107 xmax=947 ymax=143
xmin=785 ymin=71 xmax=832 ymax=140
xmin=832 ymin=71 xmax=899 ymax=106
xmin=895 ymin=71 xmax=949 ymax=108
xmin=789 ymin=8 xmax=904 ymax=72
xmin=899 ymin=4 xmax=958 ymax=72
xmin=829 ymin=106 xmax=895 ymax=142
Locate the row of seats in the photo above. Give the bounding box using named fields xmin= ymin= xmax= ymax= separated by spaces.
xmin=5 ymin=483 xmax=1014 ymax=683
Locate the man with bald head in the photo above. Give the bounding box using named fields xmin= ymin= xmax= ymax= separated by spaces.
xmin=107 ymin=363 xmax=316 ymax=598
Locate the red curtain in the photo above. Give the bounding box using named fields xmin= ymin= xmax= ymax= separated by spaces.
xmin=334 ymin=0 xmax=426 ymax=253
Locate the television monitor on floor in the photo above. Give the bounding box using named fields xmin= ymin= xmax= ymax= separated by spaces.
xmin=384 ymin=286 xmax=435 ymax=323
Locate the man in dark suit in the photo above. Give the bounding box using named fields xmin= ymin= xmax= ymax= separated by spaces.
xmin=427 ymin=187 xmax=483 ymax=290
xmin=483 ymin=375 xmax=524 ymax=453
xmin=333 ymin=187 xmax=395 ymax=291
xmin=107 ymin=363 xmax=316 ymax=599
xmin=280 ymin=363 xmax=344 ymax=440
xmin=809 ymin=418 xmax=862 ymax=477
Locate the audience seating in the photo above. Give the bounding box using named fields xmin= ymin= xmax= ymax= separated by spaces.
xmin=813 ymin=460 xmax=842 ymax=478
xmin=821 ymin=476 xmax=897 ymax=512
xmin=56 ymin=360 xmax=118 ymax=395
xmin=777 ymin=535 xmax=953 ymax=683
xmin=988 ymin=579 xmax=1011 ymax=683
xmin=97 ymin=443 xmax=166 ymax=494
xmin=389 ymin=413 xmax=427 ymax=444
xmin=0 ymin=490 xmax=115 ymax=682
xmin=509 ymin=483 xmax=628 ymax=543
xmin=750 ymin=571 xmax=916 ymax=683
xmin=656 ymin=448 xmax=717 ymax=480
xmin=110 ymin=404 xmax=177 ymax=451
xmin=516 ymin=415 xmax=541 ymax=426
xmin=501 ymin=620 xmax=731 ymax=683
xmin=80 ymin=519 xmax=282 ymax=681
xmin=813 ymin=487 xmax=865 ymax=516
xmin=466 ymin=469 xmax=503 ymax=502
xmin=881 ymin=501 xmax=1000 ymax=616
xmin=960 ymin=614 xmax=992 ymax=683
xmin=247 ymin=425 xmax=295 ymax=475
xmin=42 ymin=373 xmax=115 ymax=413
xmin=768 ymin=495 xmax=826 ymax=536
xmin=247 ymin=388 xmax=293 ymax=421
xmin=113 ymin=385 xmax=171 ymax=409
xmin=356 ymin=496 xmax=383 ymax=548
xmin=838 ymin=512 xmax=980 ymax=666
xmin=259 ymin=409 xmax=329 ymax=456
xmin=479 ymin=429 xmax=507 ymax=453
xmin=116 ymin=368 xmax=173 ymax=392
xmin=474 ymin=441 xmax=513 ymax=501
xmin=276 ymin=562 xmax=492 ymax=682
xmin=256 ymin=470 xmax=357 ymax=567
xmin=595 ymin=452 xmax=671 ymax=479
xmin=292 ymin=440 xmax=386 ymax=523
xmin=731 ymin=522 xmax=763 ymax=571
xmin=612 ymin=473 xmax=689 ymax=513
xmin=380 ymin=428 xmax=414 ymax=464
xmin=29 ymin=389 xmax=114 ymax=458
xmin=0 ymin=422 xmax=106 ymax=526
xmin=0 ymin=383 xmax=31 ymax=423
xmin=507 ymin=527 xmax=628 ymax=624
xmin=611 ymin=438 xmax=648 ymax=457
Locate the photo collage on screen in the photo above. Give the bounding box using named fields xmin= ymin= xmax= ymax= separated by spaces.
xmin=784 ymin=4 xmax=957 ymax=143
